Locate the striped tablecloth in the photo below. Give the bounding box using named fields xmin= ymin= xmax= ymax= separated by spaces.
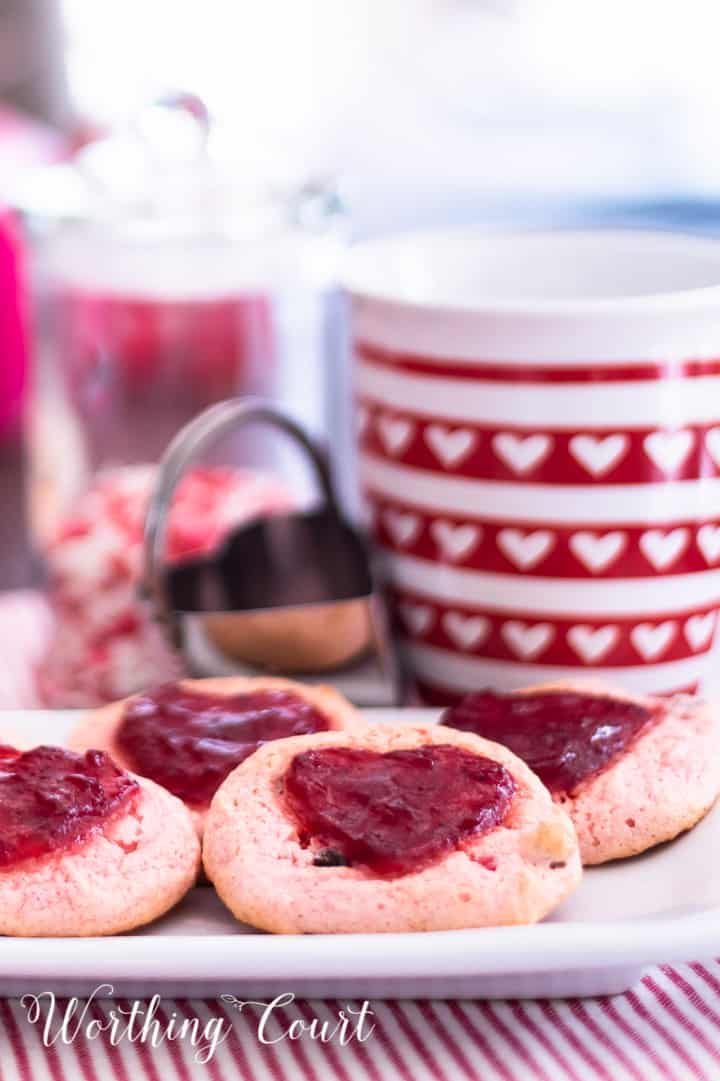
xmin=0 ymin=592 xmax=718 ymax=1080
xmin=1 ymin=966 xmax=720 ymax=1081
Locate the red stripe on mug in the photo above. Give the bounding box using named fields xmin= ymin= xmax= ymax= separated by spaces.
xmin=355 ymin=341 xmax=720 ymax=384
xmin=390 ymin=589 xmax=718 ymax=668
xmin=358 ymin=403 xmax=720 ymax=485
xmin=368 ymin=496 xmax=720 ymax=578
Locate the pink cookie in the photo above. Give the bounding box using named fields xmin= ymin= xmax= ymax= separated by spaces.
xmin=0 ymin=747 xmax=200 ymax=936
xmin=546 ymin=686 xmax=720 ymax=865
xmin=443 ymin=680 xmax=720 ymax=865
xmin=203 ymin=723 xmax=581 ymax=934
xmin=68 ymin=676 xmax=365 ymax=834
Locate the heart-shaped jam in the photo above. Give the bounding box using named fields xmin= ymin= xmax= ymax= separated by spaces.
xmin=117 ymin=683 xmax=331 ymax=805
xmin=282 ymin=744 xmax=516 ymax=876
xmin=0 ymin=746 xmax=138 ymax=868
xmin=443 ymin=690 xmax=657 ymax=795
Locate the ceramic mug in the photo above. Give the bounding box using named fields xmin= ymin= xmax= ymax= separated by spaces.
xmin=344 ymin=229 xmax=720 ymax=703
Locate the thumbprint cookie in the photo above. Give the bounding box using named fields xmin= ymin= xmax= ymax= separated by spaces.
xmin=202 ymin=722 xmax=581 ymax=933
xmin=0 ymin=745 xmax=199 ymax=936
xmin=443 ymin=681 xmax=720 ymax=864
xmin=68 ymin=676 xmax=365 ymax=833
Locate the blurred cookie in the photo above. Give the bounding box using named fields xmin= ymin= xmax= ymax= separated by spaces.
xmin=443 ymin=681 xmax=720 ymax=864
xmin=0 ymin=745 xmax=199 ymax=936
xmin=203 ymin=722 xmax=581 ymax=933
xmin=68 ymin=676 xmax=365 ymax=832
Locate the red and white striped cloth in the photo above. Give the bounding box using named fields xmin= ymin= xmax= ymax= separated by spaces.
xmin=0 ymin=593 xmax=718 ymax=1079
xmin=1 ymin=965 xmax=720 ymax=1081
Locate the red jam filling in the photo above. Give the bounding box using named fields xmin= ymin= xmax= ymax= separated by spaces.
xmin=283 ymin=744 xmax=516 ymax=876
xmin=442 ymin=689 xmax=657 ymax=795
xmin=0 ymin=746 xmax=138 ymax=868
xmin=117 ymin=683 xmax=331 ymax=805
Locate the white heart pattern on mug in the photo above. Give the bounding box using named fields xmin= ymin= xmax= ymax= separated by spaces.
xmin=643 ymin=430 xmax=694 ymax=473
xmin=428 ymin=518 xmax=479 ymax=562
xmin=631 ymin=621 xmax=677 ymax=661
xmin=501 ymin=621 xmax=554 ymax=660
xmin=424 ymin=424 xmax=476 ymax=468
xmin=430 ymin=520 xmax=481 ymax=562
xmin=569 ymin=433 xmax=628 ymax=477
xmin=399 ymin=602 xmax=434 ymax=637
xmin=705 ymin=427 xmax=720 ymax=468
xmin=442 ymin=612 xmax=490 ymax=651
xmin=377 ymin=414 xmax=415 ymax=455
xmin=684 ymin=612 xmax=716 ymax=651
xmin=497 ymin=529 xmax=555 ymax=570
xmin=566 ymin=624 xmax=619 ymax=664
xmin=569 ymin=531 xmax=626 ymax=573
xmin=492 ymin=432 xmax=552 ymax=475
xmin=639 ymin=528 xmax=689 ymax=571
xmin=697 ymin=524 xmax=720 ymax=565
xmin=382 ymin=509 xmax=421 ymax=547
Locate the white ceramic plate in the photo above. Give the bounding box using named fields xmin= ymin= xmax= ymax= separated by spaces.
xmin=0 ymin=707 xmax=718 ymax=999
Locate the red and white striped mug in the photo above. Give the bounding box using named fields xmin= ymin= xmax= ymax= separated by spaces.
xmin=344 ymin=229 xmax=720 ymax=703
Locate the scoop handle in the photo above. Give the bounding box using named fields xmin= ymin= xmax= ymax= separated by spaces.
xmin=142 ymin=397 xmax=339 ymax=627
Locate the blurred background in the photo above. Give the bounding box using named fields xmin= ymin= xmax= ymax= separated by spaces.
xmin=1 ymin=0 xmax=720 ymax=704
xmin=57 ymin=0 xmax=720 ymax=233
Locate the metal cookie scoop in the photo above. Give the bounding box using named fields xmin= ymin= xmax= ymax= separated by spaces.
xmin=142 ymin=398 xmax=399 ymax=705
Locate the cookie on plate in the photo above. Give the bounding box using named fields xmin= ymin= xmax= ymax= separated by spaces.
xmin=442 ymin=681 xmax=720 ymax=865
xmin=202 ymin=722 xmax=581 ymax=933
xmin=68 ymin=676 xmax=364 ymax=832
xmin=0 ymin=744 xmax=199 ymax=936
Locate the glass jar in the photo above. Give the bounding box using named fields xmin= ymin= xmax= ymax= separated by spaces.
xmin=18 ymin=97 xmax=349 ymax=707
xmin=24 ymin=96 xmax=348 ymax=548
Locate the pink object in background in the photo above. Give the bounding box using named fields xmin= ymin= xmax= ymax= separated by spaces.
xmin=60 ymin=287 xmax=275 ymax=402
xmin=0 ymin=104 xmax=68 ymax=439
xmin=0 ymin=210 xmax=27 ymax=438
xmin=347 ymin=229 xmax=720 ymax=703
xmin=36 ymin=464 xmax=293 ymax=707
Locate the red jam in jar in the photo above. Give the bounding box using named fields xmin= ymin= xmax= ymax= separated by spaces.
xmin=442 ymin=689 xmax=656 ymax=795
xmin=117 ymin=682 xmax=330 ymax=805
xmin=283 ymin=743 xmax=516 ymax=876
xmin=0 ymin=746 xmax=138 ymax=867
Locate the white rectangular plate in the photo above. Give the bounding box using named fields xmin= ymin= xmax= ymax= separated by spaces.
xmin=0 ymin=708 xmax=718 ymax=999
